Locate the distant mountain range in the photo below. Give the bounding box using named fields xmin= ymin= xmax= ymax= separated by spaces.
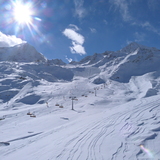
xmin=69 ymin=42 xmax=160 ymax=83
xmin=1 ymin=41 xmax=160 ymax=85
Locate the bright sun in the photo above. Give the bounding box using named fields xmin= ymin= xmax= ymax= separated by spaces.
xmin=13 ymin=2 xmax=33 ymax=24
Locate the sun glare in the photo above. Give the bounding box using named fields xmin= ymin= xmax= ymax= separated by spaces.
xmin=10 ymin=1 xmax=45 ymax=45
xmin=13 ymin=2 xmax=33 ymax=24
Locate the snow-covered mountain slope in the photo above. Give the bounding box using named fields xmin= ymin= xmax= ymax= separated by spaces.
xmin=0 ymin=43 xmax=46 ymax=62
xmin=109 ymin=43 xmax=160 ymax=82
xmin=1 ymin=42 xmax=160 ymax=160
xmin=74 ymin=42 xmax=160 ymax=83
xmin=47 ymin=59 xmax=66 ymax=66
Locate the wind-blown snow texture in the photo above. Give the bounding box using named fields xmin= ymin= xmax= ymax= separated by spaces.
xmin=0 ymin=42 xmax=160 ymax=160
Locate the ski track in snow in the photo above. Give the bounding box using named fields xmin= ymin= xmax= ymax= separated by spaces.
xmin=52 ymin=98 xmax=160 ymax=160
xmin=1 ymin=93 xmax=160 ymax=160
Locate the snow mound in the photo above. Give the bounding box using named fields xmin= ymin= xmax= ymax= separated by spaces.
xmin=92 ymin=77 xmax=105 ymax=84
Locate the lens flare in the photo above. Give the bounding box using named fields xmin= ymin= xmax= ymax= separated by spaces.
xmin=140 ymin=145 xmax=154 ymax=158
xmin=9 ymin=1 xmax=47 ymax=42
xmin=13 ymin=1 xmax=33 ymax=25
xmin=1 ymin=0 xmax=52 ymax=46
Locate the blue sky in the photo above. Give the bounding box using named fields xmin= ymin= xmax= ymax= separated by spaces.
xmin=0 ymin=0 xmax=160 ymax=62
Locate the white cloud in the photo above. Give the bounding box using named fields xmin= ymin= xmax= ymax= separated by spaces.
xmin=70 ymin=41 xmax=86 ymax=55
xmin=140 ymin=21 xmax=160 ymax=35
xmin=126 ymin=32 xmax=146 ymax=44
xmin=65 ymin=56 xmax=72 ymax=63
xmin=126 ymin=40 xmax=132 ymax=45
xmin=110 ymin=0 xmax=132 ymax=22
xmin=103 ymin=20 xmax=108 ymax=25
xmin=0 ymin=32 xmax=25 ymax=47
xmin=90 ymin=28 xmax=97 ymax=33
xmin=63 ymin=28 xmax=84 ymax=45
xmin=134 ymin=32 xmax=146 ymax=42
xmin=63 ymin=25 xmax=86 ymax=55
xmin=74 ymin=0 xmax=86 ymax=18
xmin=147 ymin=0 xmax=159 ymax=11
xmin=110 ymin=0 xmax=160 ymax=36
xmin=69 ymin=24 xmax=80 ymax=31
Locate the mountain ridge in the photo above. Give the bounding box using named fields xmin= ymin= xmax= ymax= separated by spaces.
xmin=0 ymin=41 xmax=160 ymax=85
xmin=0 ymin=41 xmax=159 ymax=66
xmin=0 ymin=43 xmax=46 ymax=62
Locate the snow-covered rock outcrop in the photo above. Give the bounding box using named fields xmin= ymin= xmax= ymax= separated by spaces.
xmin=47 ymin=59 xmax=66 ymax=66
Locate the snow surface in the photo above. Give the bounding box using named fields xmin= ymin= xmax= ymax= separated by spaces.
xmin=0 ymin=42 xmax=160 ymax=160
